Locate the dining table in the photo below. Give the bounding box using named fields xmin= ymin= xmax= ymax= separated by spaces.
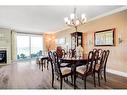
xmin=60 ymin=55 xmax=88 ymax=89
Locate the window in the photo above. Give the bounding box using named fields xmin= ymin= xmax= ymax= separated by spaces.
xmin=17 ymin=34 xmax=43 ymax=60
xmin=31 ymin=36 xmax=43 ymax=58
xmin=17 ymin=35 xmax=30 ymax=59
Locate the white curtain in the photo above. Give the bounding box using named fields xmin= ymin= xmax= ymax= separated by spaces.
xmin=11 ymin=30 xmax=17 ymax=61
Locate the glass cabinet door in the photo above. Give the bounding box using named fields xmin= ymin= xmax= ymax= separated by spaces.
xmin=71 ymin=32 xmax=82 ymax=49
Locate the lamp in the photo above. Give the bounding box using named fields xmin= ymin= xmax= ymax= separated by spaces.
xmin=64 ymin=7 xmax=87 ymax=32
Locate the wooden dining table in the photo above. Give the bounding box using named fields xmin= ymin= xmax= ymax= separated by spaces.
xmin=60 ymin=55 xmax=88 ymax=89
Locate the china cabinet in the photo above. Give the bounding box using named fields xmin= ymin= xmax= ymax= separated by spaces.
xmin=71 ymin=32 xmax=83 ymax=49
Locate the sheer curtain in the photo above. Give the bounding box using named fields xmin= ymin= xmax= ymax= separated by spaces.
xmin=11 ymin=30 xmax=17 ymax=61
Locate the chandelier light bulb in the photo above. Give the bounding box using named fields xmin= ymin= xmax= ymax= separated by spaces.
xmin=84 ymin=17 xmax=87 ymax=22
xmin=70 ymin=13 xmax=75 ymax=20
xmin=83 ymin=17 xmax=87 ymax=23
xmin=67 ymin=20 xmax=71 ymax=25
xmin=75 ymin=20 xmax=80 ymax=26
xmin=64 ymin=17 xmax=69 ymax=23
xmin=81 ymin=14 xmax=86 ymax=19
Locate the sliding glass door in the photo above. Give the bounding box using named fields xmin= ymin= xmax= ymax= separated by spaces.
xmin=17 ymin=35 xmax=30 ymax=60
xmin=31 ymin=36 xmax=42 ymax=58
xmin=17 ymin=34 xmax=43 ymax=60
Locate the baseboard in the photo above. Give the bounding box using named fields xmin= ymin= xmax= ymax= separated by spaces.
xmin=107 ymin=69 xmax=127 ymax=78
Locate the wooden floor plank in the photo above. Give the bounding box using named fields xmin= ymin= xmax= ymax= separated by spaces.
xmin=0 ymin=60 xmax=127 ymax=89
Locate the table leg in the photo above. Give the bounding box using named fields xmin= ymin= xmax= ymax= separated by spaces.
xmin=74 ymin=65 xmax=76 ymax=89
xmin=39 ymin=61 xmax=41 ymax=69
xmin=47 ymin=60 xmax=49 ymax=70
xmin=51 ymin=62 xmax=54 ymax=87
xmin=41 ymin=60 xmax=43 ymax=71
xmin=71 ymin=64 xmax=76 ymax=89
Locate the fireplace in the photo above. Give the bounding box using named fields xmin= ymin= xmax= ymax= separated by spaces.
xmin=0 ymin=50 xmax=7 ymax=64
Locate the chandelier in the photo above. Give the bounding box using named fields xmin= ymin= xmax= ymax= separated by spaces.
xmin=64 ymin=7 xmax=87 ymax=32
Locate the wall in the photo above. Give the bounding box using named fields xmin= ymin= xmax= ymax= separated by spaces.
xmin=55 ymin=9 xmax=127 ymax=74
xmin=43 ymin=33 xmax=56 ymax=51
xmin=0 ymin=28 xmax=12 ymax=65
xmin=56 ymin=28 xmax=75 ymax=49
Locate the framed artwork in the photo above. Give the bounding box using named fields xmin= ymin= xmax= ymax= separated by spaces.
xmin=94 ymin=28 xmax=115 ymax=46
xmin=56 ymin=38 xmax=66 ymax=45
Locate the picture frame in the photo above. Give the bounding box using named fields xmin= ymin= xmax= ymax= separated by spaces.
xmin=94 ymin=28 xmax=115 ymax=46
xmin=56 ymin=38 xmax=66 ymax=45
xmin=59 ymin=38 xmax=65 ymax=44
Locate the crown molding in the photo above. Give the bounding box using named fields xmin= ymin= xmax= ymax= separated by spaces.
xmin=87 ymin=6 xmax=127 ymax=22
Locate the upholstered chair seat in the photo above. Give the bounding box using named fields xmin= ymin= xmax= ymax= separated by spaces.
xmin=60 ymin=67 xmax=71 ymax=75
xmin=60 ymin=63 xmax=70 ymax=67
xmin=76 ymin=66 xmax=86 ymax=75
xmin=95 ymin=64 xmax=100 ymax=71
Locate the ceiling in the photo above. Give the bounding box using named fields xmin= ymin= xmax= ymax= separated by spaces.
xmin=0 ymin=6 xmax=125 ymax=34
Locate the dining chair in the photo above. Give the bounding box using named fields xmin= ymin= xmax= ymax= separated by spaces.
xmin=98 ymin=49 xmax=103 ymax=59
xmin=75 ymin=51 xmax=96 ymax=89
xmin=94 ymin=50 xmax=109 ymax=86
xmin=60 ymin=49 xmax=71 ymax=67
xmin=103 ymin=50 xmax=110 ymax=82
xmin=36 ymin=58 xmax=40 ymax=66
xmin=93 ymin=48 xmax=97 ymax=52
xmin=48 ymin=51 xmax=55 ymax=87
xmin=62 ymin=49 xmax=66 ymax=58
xmin=40 ymin=56 xmax=49 ymax=71
xmin=68 ymin=49 xmax=72 ymax=58
xmin=51 ymin=51 xmax=73 ymax=89
xmin=56 ymin=46 xmax=63 ymax=58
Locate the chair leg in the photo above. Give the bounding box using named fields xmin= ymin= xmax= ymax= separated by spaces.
xmin=93 ymin=73 xmax=96 ymax=87
xmin=51 ymin=64 xmax=54 ymax=87
xmin=47 ymin=60 xmax=49 ymax=70
xmin=84 ymin=77 xmax=86 ymax=89
xmin=74 ymin=74 xmax=76 ymax=89
xmin=101 ymin=74 xmax=103 ymax=79
xmin=104 ymin=70 xmax=107 ymax=82
xmin=38 ymin=63 xmax=40 ymax=69
xmin=98 ymin=73 xmax=100 ymax=86
xmin=41 ymin=62 xmax=43 ymax=71
xmin=60 ymin=78 xmax=63 ymax=89
xmin=100 ymin=71 xmax=103 ymax=79
xmin=52 ymin=75 xmax=54 ymax=87
xmin=71 ymin=74 xmax=73 ymax=83
xmin=39 ymin=62 xmax=41 ymax=69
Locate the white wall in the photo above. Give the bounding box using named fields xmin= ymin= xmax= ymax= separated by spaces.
xmin=0 ymin=28 xmax=12 ymax=64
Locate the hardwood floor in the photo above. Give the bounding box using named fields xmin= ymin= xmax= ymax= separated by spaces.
xmin=0 ymin=60 xmax=127 ymax=89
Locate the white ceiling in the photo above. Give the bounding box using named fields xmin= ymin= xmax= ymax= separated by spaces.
xmin=0 ymin=6 xmax=125 ymax=34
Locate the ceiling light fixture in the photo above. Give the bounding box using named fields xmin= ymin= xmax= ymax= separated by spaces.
xmin=64 ymin=7 xmax=87 ymax=32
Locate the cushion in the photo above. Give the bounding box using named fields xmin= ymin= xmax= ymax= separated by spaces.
xmin=95 ymin=64 xmax=100 ymax=70
xmin=60 ymin=63 xmax=69 ymax=67
xmin=76 ymin=66 xmax=86 ymax=74
xmin=60 ymin=67 xmax=71 ymax=75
